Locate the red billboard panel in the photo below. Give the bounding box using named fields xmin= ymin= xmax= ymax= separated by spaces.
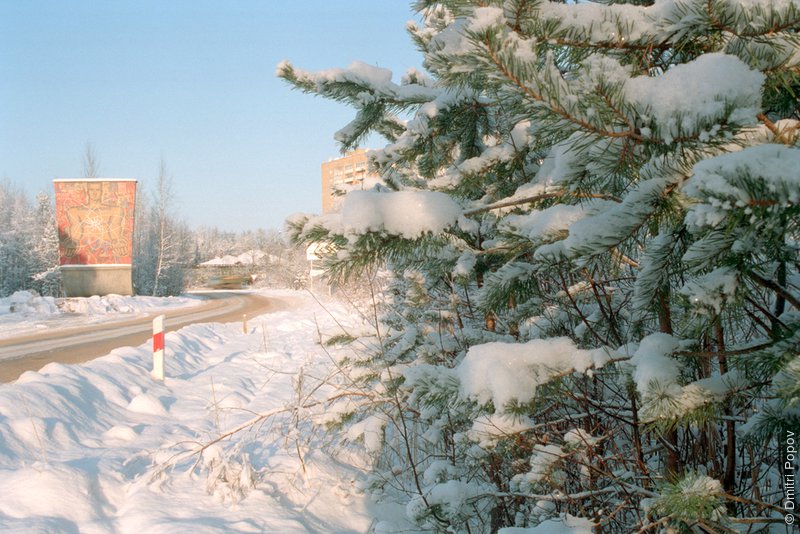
xmin=54 ymin=179 xmax=137 ymax=266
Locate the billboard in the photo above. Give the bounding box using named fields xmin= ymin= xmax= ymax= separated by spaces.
xmin=54 ymin=179 xmax=137 ymax=266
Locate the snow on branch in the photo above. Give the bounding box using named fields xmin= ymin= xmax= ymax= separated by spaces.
xmin=277 ymin=59 xmax=439 ymax=105
xmin=326 ymin=190 xmax=464 ymax=239
xmin=684 ymin=143 xmax=800 ymax=231
xmin=630 ymin=333 xmax=746 ymax=421
xmin=625 ymin=53 xmax=764 ymax=144
xmin=456 ymin=337 xmax=612 ymax=410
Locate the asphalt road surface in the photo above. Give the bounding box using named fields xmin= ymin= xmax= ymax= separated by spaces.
xmin=0 ymin=292 xmax=289 ymax=383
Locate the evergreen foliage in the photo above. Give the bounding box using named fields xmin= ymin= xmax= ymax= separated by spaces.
xmin=281 ymin=0 xmax=799 ymax=531
xmin=0 ymin=182 xmax=61 ymax=298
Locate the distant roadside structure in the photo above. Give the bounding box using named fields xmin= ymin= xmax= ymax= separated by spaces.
xmin=196 ymin=250 xmax=275 ymax=289
xmin=321 ymin=148 xmax=380 ymax=213
xmin=199 ymin=249 xmax=271 ymax=268
xmin=305 ymin=242 xmax=330 ymax=291
xmin=54 ymin=179 xmax=137 ymax=297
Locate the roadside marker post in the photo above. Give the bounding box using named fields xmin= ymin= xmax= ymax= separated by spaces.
xmin=153 ymin=314 xmax=165 ymax=380
xmin=243 ymin=314 xmax=248 ymax=334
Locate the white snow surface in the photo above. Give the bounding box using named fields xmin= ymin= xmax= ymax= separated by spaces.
xmin=680 ymin=267 xmax=739 ymax=313
xmin=277 ymin=59 xmax=438 ymax=102
xmin=0 ymin=290 xmax=382 ymax=533
xmin=298 ymin=189 xmax=464 ymax=242
xmin=0 ymin=291 xmax=203 ymax=341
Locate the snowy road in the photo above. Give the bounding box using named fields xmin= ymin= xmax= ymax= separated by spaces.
xmin=0 ymin=292 xmax=287 ymax=382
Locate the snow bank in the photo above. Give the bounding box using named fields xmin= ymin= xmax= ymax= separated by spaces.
xmin=0 ymin=293 xmax=202 ymax=340
xmin=0 ymin=291 xmax=58 ymax=315
xmin=0 ymin=290 xmax=376 ymax=532
xmin=60 ymin=294 xmax=201 ymax=315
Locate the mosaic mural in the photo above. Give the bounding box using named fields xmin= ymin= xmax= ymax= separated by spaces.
xmin=54 ymin=180 xmax=137 ymax=265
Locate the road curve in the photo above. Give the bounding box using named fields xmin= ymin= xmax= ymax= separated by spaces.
xmin=0 ymin=292 xmax=290 ymax=383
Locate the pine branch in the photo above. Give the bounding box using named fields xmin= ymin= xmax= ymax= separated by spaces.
xmin=482 ymin=39 xmax=643 ymax=143
xmin=463 ymin=191 xmax=622 ymax=216
xmin=746 ymin=270 xmax=800 ymax=311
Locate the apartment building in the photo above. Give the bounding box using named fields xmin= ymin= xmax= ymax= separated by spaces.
xmin=321 ymin=148 xmax=377 ymax=213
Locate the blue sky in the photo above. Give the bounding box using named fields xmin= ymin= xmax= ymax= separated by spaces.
xmin=0 ymin=1 xmax=422 ymax=231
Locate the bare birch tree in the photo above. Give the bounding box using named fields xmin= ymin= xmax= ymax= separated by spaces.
xmin=82 ymin=143 xmax=100 ymax=178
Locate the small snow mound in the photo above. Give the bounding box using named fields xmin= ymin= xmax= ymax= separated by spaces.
xmin=103 ymin=425 xmax=139 ymax=442
xmin=14 ymin=370 xmax=46 ymax=385
xmin=61 ymin=294 xmax=135 ymax=314
xmin=127 ymin=393 xmax=168 ymax=416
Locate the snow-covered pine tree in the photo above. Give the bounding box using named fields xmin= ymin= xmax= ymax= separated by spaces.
xmin=0 ymin=181 xmax=39 ymax=297
xmin=31 ymin=191 xmax=62 ymax=296
xmin=281 ymin=0 xmax=799 ymax=531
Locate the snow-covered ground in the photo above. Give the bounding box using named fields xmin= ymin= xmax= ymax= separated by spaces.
xmin=0 ymin=291 xmax=204 ymax=341
xmin=0 ymin=290 xmax=390 ymax=533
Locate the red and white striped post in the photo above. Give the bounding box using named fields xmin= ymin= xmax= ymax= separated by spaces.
xmin=152 ymin=314 xmax=165 ymax=380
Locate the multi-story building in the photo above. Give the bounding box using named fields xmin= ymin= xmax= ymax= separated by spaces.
xmin=321 ymin=148 xmax=377 ymax=213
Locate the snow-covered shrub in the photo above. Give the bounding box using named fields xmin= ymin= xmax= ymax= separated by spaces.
xmin=202 ymin=442 xmax=257 ymax=505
